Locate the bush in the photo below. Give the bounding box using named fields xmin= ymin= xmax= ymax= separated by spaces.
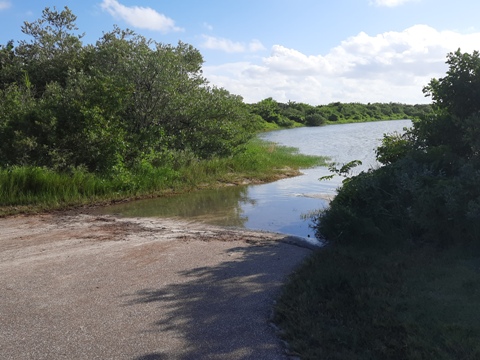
xmin=305 ymin=113 xmax=325 ymax=126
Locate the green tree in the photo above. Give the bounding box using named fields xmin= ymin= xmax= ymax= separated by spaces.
xmin=251 ymin=97 xmax=280 ymax=123
xmin=305 ymin=113 xmax=325 ymax=126
xmin=418 ymin=49 xmax=480 ymax=160
xmin=0 ymin=7 xmax=256 ymax=173
xmin=424 ymin=49 xmax=480 ymax=119
xmin=15 ymin=6 xmax=85 ymax=93
xmin=0 ymin=40 xmax=21 ymax=90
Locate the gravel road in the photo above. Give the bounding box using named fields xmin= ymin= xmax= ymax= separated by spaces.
xmin=0 ymin=213 xmax=314 ymax=359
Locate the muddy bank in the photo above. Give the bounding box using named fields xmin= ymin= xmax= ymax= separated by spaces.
xmin=0 ymin=213 xmax=314 ymax=359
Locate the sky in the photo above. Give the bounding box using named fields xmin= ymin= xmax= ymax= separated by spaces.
xmin=1 ymin=0 xmax=480 ymax=105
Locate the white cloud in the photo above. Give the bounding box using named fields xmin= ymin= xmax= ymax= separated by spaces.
xmin=248 ymin=39 xmax=266 ymax=52
xmin=370 ymin=0 xmax=418 ymax=6
xmin=200 ymin=35 xmax=265 ymax=53
xmin=262 ymin=45 xmax=334 ymax=75
xmin=203 ymin=25 xmax=480 ymax=105
xmin=203 ymin=22 xmax=213 ymax=31
xmin=0 ymin=1 xmax=11 ymax=10
xmin=100 ymin=0 xmax=183 ymax=33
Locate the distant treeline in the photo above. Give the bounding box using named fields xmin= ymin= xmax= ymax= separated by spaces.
xmin=248 ymin=97 xmax=432 ymax=127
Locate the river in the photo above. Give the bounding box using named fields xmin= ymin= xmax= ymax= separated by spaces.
xmin=95 ymin=120 xmax=412 ymax=242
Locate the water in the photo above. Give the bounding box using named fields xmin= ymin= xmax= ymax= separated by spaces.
xmin=95 ymin=120 xmax=412 ymax=241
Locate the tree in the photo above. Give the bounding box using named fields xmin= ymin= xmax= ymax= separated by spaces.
xmin=15 ymin=6 xmax=85 ymax=93
xmin=417 ymin=49 xmax=480 ymax=160
xmin=305 ymin=113 xmax=325 ymax=126
xmin=251 ymin=97 xmax=281 ymax=123
xmin=0 ymin=7 xmax=256 ymax=173
xmin=424 ymin=49 xmax=480 ymax=119
xmin=0 ymin=40 xmax=21 ymax=90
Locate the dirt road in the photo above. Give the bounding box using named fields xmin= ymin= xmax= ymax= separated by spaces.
xmin=0 ymin=212 xmax=314 ymax=359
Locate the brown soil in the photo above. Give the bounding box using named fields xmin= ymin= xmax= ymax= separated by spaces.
xmin=0 ymin=212 xmax=313 ymax=359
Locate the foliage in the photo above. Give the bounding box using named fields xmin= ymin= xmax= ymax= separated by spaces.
xmin=0 ymin=139 xmax=325 ymax=215
xmin=375 ymin=130 xmax=414 ymax=165
xmin=0 ymin=7 xmax=257 ymax=175
xmin=272 ymin=49 xmax=480 ymax=360
xmin=319 ymin=160 xmax=362 ymax=183
xmin=247 ymin=99 xmax=432 ymax=127
xmin=423 ymin=50 xmax=480 ymax=120
xmin=249 ymin=97 xmax=297 ymax=128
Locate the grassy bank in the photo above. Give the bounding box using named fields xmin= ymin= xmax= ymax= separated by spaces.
xmin=274 ymin=243 xmax=480 ymax=359
xmin=0 ymin=138 xmax=326 ymax=216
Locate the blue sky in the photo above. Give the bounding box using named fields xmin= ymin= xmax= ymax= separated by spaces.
xmin=1 ymin=0 xmax=480 ymax=105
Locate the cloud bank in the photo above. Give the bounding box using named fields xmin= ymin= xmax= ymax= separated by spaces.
xmin=202 ymin=25 xmax=480 ymax=105
xmin=100 ymin=0 xmax=183 ymax=33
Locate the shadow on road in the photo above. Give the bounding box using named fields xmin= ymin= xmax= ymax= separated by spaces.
xmin=128 ymin=241 xmax=311 ymax=360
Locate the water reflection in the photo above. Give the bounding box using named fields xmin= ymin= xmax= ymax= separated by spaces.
xmin=95 ymin=183 xmax=329 ymax=239
xmin=100 ymin=186 xmax=253 ymax=228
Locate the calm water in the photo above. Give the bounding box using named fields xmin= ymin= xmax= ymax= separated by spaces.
xmin=95 ymin=120 xmax=412 ymax=241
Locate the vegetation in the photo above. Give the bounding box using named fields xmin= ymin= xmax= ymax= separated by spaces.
xmin=248 ymin=97 xmax=432 ymax=128
xmin=275 ymin=49 xmax=480 ymax=359
xmin=0 ymin=7 xmax=262 ymax=174
xmin=0 ymin=6 xmax=430 ymax=216
xmin=275 ymin=245 xmax=480 ymax=360
xmin=319 ymin=49 xmax=480 ymax=246
xmin=0 ymin=138 xmax=325 ymax=216
xmin=5 ymin=6 xmax=478 ymax=359
xmin=0 ymin=7 xmax=327 ymax=215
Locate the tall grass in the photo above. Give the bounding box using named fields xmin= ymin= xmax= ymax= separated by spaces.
xmin=0 ymin=139 xmax=326 ymax=215
xmin=0 ymin=166 xmax=113 ymax=206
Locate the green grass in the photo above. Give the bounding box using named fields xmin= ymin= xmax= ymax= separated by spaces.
xmin=0 ymin=138 xmax=326 ymax=216
xmin=274 ymin=243 xmax=480 ymax=360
